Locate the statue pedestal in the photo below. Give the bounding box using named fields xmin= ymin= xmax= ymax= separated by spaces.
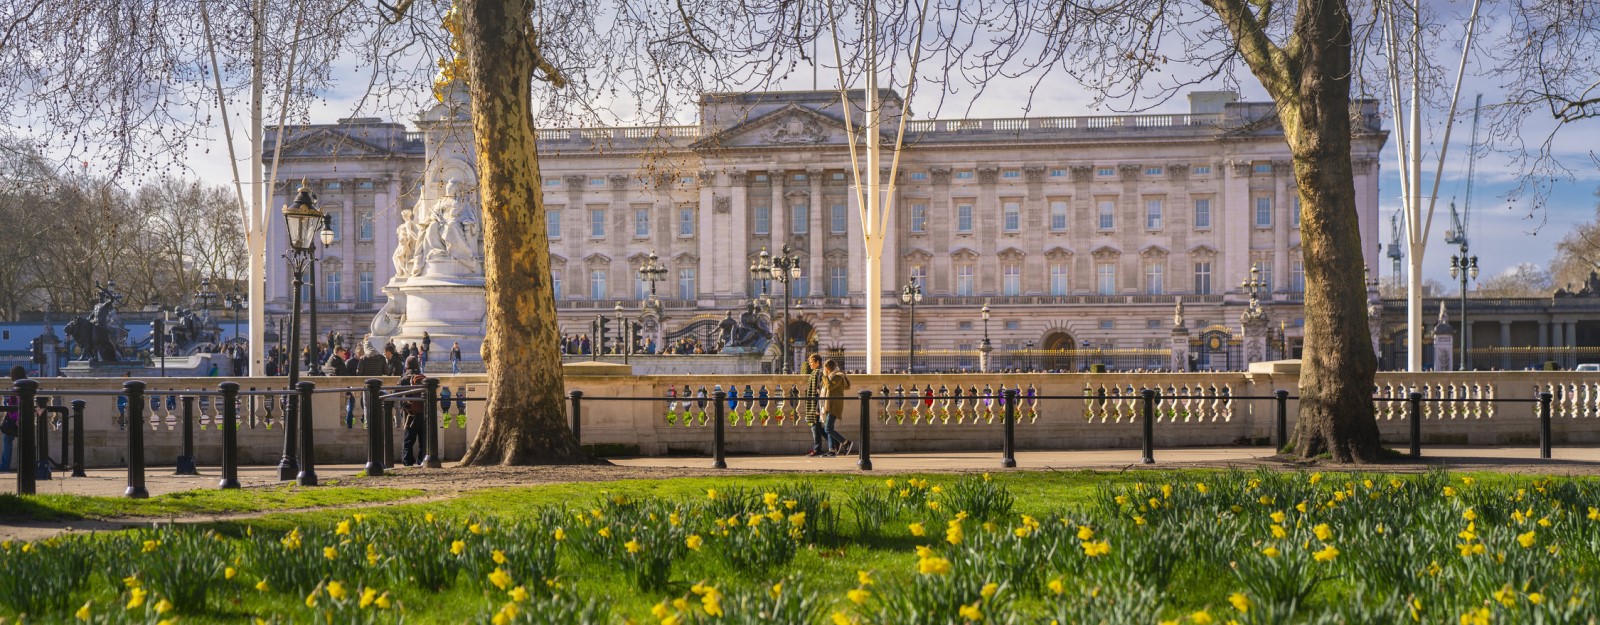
xmin=375 ymin=274 xmax=486 ymax=367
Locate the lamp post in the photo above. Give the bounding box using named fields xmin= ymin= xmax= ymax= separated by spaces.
xmin=307 ymin=215 xmax=334 ymax=376
xmin=279 ymin=180 xmax=325 ymax=481
xmin=900 ymin=279 xmax=923 ymax=372
xmin=225 ymin=291 xmax=246 ymax=344
xmin=1449 ymin=251 xmax=1479 ymax=370
xmin=765 ymin=245 xmax=803 ymax=373
xmin=978 ymin=299 xmax=991 ymax=373
xmin=614 ymin=302 xmax=631 ymax=364
xmin=639 ymin=250 xmax=669 ymax=304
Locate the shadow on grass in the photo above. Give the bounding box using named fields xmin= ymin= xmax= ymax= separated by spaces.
xmin=0 ymin=493 xmax=86 ymax=522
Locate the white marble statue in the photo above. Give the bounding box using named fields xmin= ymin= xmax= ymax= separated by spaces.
xmin=392 ymin=208 xmax=419 ymax=278
xmin=414 ymin=178 xmax=481 ymax=276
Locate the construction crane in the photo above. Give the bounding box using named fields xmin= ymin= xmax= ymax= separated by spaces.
xmin=1387 ymin=212 xmax=1404 ymax=282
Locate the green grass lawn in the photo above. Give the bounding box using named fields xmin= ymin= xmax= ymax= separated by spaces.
xmin=0 ymin=484 xmax=424 ymax=521
xmin=3 ymin=469 xmax=1597 ymax=624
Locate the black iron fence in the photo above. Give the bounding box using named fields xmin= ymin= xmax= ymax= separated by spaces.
xmin=4 ymin=378 xmax=484 ymax=498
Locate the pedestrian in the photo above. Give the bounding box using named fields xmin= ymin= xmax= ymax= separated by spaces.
xmin=450 ymin=341 xmax=462 ymax=374
xmin=821 ymin=359 xmax=853 ymax=456
xmin=325 ymin=346 xmax=351 ymax=376
xmin=356 ymin=343 xmax=389 ymax=377
xmin=802 ymin=353 xmax=827 ymax=456
xmin=421 ymin=332 xmax=432 ymax=368
xmin=398 ymin=357 xmax=427 ymax=466
xmin=384 ymin=343 xmax=404 ymax=376
xmin=0 ymin=365 xmax=24 ymax=472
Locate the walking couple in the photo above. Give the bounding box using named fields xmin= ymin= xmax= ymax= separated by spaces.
xmin=803 ymin=354 xmax=854 ymax=457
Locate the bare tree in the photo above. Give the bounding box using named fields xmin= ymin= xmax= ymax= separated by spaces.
xmin=1475 ymin=262 xmax=1551 ymax=298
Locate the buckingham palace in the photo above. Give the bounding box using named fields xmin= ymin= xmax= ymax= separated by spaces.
xmin=262 ymin=89 xmax=1388 ymax=372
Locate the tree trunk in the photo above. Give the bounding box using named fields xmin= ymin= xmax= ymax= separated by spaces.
xmin=456 ymin=0 xmax=585 ymax=465
xmin=1207 ymin=0 xmax=1381 ymax=462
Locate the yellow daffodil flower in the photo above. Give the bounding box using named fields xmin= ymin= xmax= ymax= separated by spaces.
xmin=1229 ymin=593 xmax=1251 ymax=612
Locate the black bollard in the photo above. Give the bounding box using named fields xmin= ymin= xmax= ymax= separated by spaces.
xmin=176 ymin=395 xmax=198 ymax=475
xmin=711 ymin=390 xmax=727 ymax=469
xmin=58 ymin=398 xmax=68 ymax=473
xmin=296 ymin=381 xmax=318 ymax=486
xmin=422 ymin=377 xmax=442 ymax=468
xmin=1139 ymin=388 xmax=1156 ymax=465
xmin=382 ymin=400 xmax=396 ymax=469
xmin=569 ymin=390 xmax=584 ymax=449
xmin=1407 ymin=391 xmax=1423 ymax=458
xmin=1274 ymin=390 xmax=1290 ymax=452
xmin=124 ymin=381 xmax=149 ymax=499
xmin=70 ymin=400 xmax=86 ymax=478
xmin=1001 ymin=389 xmax=1018 ymax=468
xmin=219 ymin=383 xmax=241 ymax=489
xmin=364 ymin=379 xmax=385 ymax=476
xmin=1538 ymin=391 xmax=1553 ymax=459
xmin=13 ymin=379 xmax=37 ymax=495
xmin=33 ymin=398 xmax=52 ymax=481
xmin=856 ymin=389 xmax=873 ymax=471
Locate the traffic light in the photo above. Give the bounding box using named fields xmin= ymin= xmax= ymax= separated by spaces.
xmin=29 ymin=336 xmax=43 ymax=364
xmin=597 ymin=315 xmax=612 ymax=353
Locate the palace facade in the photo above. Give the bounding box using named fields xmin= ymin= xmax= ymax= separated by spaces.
xmin=262 ymin=90 xmax=1390 ymax=371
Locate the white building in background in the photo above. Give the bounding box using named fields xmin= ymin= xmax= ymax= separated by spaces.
xmin=264 ymin=90 xmax=1388 ymax=371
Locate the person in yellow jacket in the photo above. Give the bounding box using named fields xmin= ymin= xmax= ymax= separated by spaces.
xmin=820 ymin=359 xmax=853 ymax=456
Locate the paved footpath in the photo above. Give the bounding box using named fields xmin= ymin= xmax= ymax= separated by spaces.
xmin=5 ymin=445 xmax=1600 ymax=500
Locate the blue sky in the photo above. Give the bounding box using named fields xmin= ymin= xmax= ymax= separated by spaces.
xmin=160 ymin=8 xmax=1600 ymax=291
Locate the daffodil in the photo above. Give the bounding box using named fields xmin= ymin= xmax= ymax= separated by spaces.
xmin=1312 ymin=545 xmax=1339 ymax=562
xmin=336 ymin=520 xmax=352 ymax=535
xmin=1190 ymin=610 xmax=1215 ymax=625
xmin=1229 ymin=592 xmax=1251 ymax=612
xmin=255 ymin=580 xmax=270 ymax=592
xmin=959 ymin=602 xmax=984 ymax=622
xmin=154 ymin=598 xmax=173 ymax=614
xmin=553 ymin=527 xmax=567 ymax=541
xmin=909 ymin=522 xmax=926 ymax=536
xmin=981 ymin=582 xmax=999 ymax=600
xmin=324 ymin=546 xmax=338 ymax=560
xmin=1261 ymin=546 xmax=1281 ymax=558
xmin=488 ymin=568 xmax=512 ymax=590
xmin=1077 ymin=526 xmax=1095 ymax=541
xmin=127 ymin=587 xmax=148 ymax=610
xmin=450 ymin=540 xmax=467 ymax=555
xmin=847 ymin=588 xmax=871 ymax=605
xmin=1462 ymin=508 xmax=1478 ymax=521
xmin=858 ymin=570 xmax=873 ymax=586
xmin=375 ymin=592 xmax=392 ymax=609
xmin=625 ymin=539 xmax=642 ymax=554
xmin=1048 ymin=578 xmax=1066 ymax=595
xmin=327 ymin=581 xmax=347 ymax=601
xmin=360 ymin=587 xmax=378 ymax=609
xmin=1517 ymin=530 xmax=1537 ymax=548
xmin=919 ymin=556 xmax=952 ymax=575
xmin=1313 ymin=523 xmax=1333 ymax=541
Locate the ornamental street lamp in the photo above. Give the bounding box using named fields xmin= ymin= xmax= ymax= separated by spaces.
xmin=193 ymin=278 xmax=219 ymax=311
xmin=279 ymin=180 xmax=324 ymax=483
xmin=1241 ymin=263 xmax=1267 ymax=305
xmin=1449 ymin=251 xmax=1480 ymax=370
xmin=767 ymin=244 xmax=803 ymax=373
xmin=749 ymin=247 xmax=773 ymax=296
xmin=900 ymin=278 xmax=924 ymax=372
xmin=225 ymin=291 xmax=246 ymax=344
xmin=978 ymin=300 xmax=992 ymax=373
xmin=638 ymin=249 xmax=669 ymax=306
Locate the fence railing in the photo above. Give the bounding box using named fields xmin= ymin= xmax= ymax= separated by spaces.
xmin=5 ymin=377 xmax=486 ymax=498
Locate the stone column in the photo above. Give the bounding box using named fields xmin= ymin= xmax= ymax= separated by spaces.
xmin=40 ymin=329 xmax=61 ymax=378
xmin=808 ymin=168 xmax=825 ymax=296
xmin=1567 ymin=322 xmax=1578 ymax=368
xmin=1170 ymin=298 xmax=1190 ymax=372
xmin=1225 ymin=162 xmax=1252 ymax=299
xmin=770 ymin=170 xmax=787 ymax=243
xmin=1241 ymin=301 xmax=1269 ymax=367
xmin=1273 ymin=161 xmax=1292 ymax=296
xmin=1432 ymin=302 xmax=1454 ymax=371
xmin=729 ymin=171 xmax=749 ymax=297
xmin=698 ymin=171 xmax=717 ymax=297
xmin=1500 ymin=321 xmax=1512 ymax=370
